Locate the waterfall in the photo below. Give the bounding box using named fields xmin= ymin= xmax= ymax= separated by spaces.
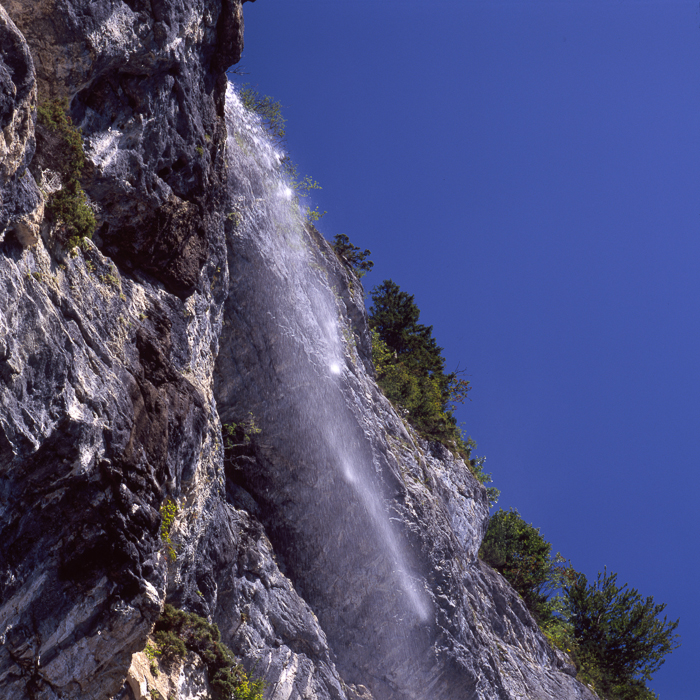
xmin=221 ymin=82 xmax=430 ymax=623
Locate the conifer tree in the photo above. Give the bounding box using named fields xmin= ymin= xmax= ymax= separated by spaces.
xmin=369 ymin=280 xmax=447 ymax=381
xmin=480 ymin=510 xmax=681 ymax=699
xmin=368 ymin=280 xmax=471 ymax=444
xmin=332 ymin=234 xmax=374 ymax=277
xmin=564 ymin=570 xmax=680 ymax=699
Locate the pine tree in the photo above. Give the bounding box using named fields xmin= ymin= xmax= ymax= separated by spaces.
xmin=564 ymin=569 xmax=680 ymax=699
xmin=368 ymin=280 xmax=470 ymax=444
xmin=369 ymin=280 xmax=446 ymax=380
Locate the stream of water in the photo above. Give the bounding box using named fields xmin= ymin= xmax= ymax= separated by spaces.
xmin=222 ymin=82 xmax=431 ymax=629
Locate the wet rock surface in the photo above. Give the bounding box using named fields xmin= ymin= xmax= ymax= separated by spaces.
xmin=0 ymin=2 xmax=597 ymax=699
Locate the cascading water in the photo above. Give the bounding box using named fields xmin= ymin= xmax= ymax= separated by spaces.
xmin=215 ymin=83 xmax=438 ymax=696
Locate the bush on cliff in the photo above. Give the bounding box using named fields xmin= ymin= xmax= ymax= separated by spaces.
xmin=36 ymin=98 xmax=96 ymax=247
xmin=153 ymin=604 xmax=265 ymax=700
xmin=479 ymin=508 xmax=567 ymax=625
xmin=480 ymin=511 xmax=680 ymax=699
xmin=368 ymin=279 xmax=469 ymax=440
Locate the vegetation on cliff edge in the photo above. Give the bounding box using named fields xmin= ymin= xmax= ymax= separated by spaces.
xmin=153 ymin=604 xmax=265 ymax=700
xmin=480 ymin=509 xmax=680 ymax=700
xmin=332 ymin=233 xmax=374 ymax=277
xmin=367 ymin=278 xmax=498 ymax=503
xmin=36 ymin=98 xmax=96 ymax=247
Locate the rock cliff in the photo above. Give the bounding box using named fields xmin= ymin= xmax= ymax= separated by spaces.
xmin=0 ymin=2 xmax=598 ymax=699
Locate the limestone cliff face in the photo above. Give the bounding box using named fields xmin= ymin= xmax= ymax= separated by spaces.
xmin=0 ymin=3 xmax=597 ymax=700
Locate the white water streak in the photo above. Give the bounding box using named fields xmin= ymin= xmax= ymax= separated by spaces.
xmin=225 ymin=83 xmax=430 ymax=622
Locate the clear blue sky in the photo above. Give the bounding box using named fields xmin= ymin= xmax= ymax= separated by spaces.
xmin=235 ymin=1 xmax=699 ymax=697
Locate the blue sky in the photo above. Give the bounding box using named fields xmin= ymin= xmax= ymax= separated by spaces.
xmin=234 ymin=1 xmax=699 ymax=696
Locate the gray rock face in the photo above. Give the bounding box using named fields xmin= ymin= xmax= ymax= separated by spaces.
xmin=0 ymin=1 xmax=233 ymax=697
xmin=171 ymin=500 xmax=350 ymax=700
xmin=0 ymin=2 xmax=597 ymax=700
xmin=0 ymin=6 xmax=43 ymax=246
xmin=7 ymin=0 xmax=245 ymax=297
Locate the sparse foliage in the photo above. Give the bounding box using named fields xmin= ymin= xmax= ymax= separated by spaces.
xmin=222 ymin=413 xmax=261 ymax=448
xmin=239 ymin=85 xmax=286 ymax=143
xmin=153 ymin=605 xmax=265 ymax=700
xmin=332 ymin=234 xmax=374 ymax=277
xmin=467 ymin=447 xmax=499 ymax=505
xmin=281 ymin=160 xmax=326 ymax=221
xmin=37 ymin=99 xmax=96 ymax=246
xmin=236 ymin=85 xmax=325 ymax=223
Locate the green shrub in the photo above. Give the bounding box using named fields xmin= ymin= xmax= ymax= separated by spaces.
xmin=144 ymin=642 xmax=162 ymax=676
xmin=49 ymin=180 xmax=95 ymax=242
xmin=153 ymin=604 xmax=265 ymax=700
xmin=542 ymin=616 xmax=579 ymax=660
xmin=368 ymin=280 xmax=470 ymax=433
xmin=37 ymin=99 xmax=96 ymax=247
xmin=37 ymin=100 xmax=85 ymax=173
xmin=368 ymin=282 xmax=498 ymax=503
xmin=368 ymin=281 xmax=500 ymax=496
xmin=159 ymin=498 xmax=178 ymax=561
xmin=222 ymin=413 xmax=261 ymax=448
xmin=467 ymin=450 xmax=499 ymax=505
xmin=479 ymin=508 xmax=567 ymax=625
xmin=230 ymin=672 xmax=266 ymax=700
xmin=152 ymin=630 xmax=186 ymax=664
xmin=369 ymin=281 xmax=453 ymax=436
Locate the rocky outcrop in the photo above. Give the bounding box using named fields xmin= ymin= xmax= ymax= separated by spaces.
xmin=168 ymin=500 xmax=350 ymax=700
xmin=0 ymin=2 xmax=598 ymax=700
xmin=0 ymin=6 xmax=43 ymax=246
xmin=6 ymin=0 xmax=245 ymax=297
xmin=0 ymin=1 xmax=235 ymax=697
